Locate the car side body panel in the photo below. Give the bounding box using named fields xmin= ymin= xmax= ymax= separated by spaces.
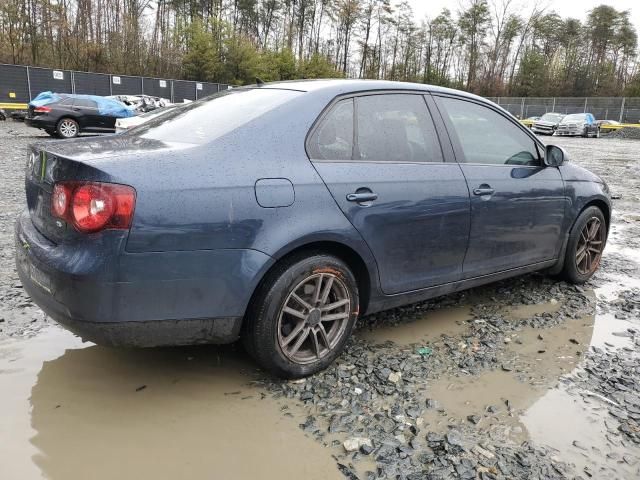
xmin=15 ymin=80 xmax=612 ymax=347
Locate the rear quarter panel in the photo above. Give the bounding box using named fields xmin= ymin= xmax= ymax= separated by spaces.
xmin=82 ymin=92 xmax=379 ymax=277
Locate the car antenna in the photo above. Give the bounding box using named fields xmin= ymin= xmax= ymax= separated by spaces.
xmin=256 ymin=77 xmax=265 ymax=87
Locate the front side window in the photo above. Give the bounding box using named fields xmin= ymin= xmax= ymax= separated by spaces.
xmin=439 ymin=97 xmax=540 ymax=166
xmin=356 ymin=94 xmax=442 ymax=163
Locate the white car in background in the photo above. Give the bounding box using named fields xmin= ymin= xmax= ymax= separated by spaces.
xmin=107 ymin=94 xmax=171 ymax=112
xmin=115 ymin=106 xmax=176 ymax=133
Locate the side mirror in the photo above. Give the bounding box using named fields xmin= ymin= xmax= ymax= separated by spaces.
xmin=544 ymin=145 xmax=566 ymax=167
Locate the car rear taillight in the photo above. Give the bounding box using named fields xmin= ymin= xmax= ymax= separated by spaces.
xmin=51 ymin=182 xmax=136 ymax=233
xmin=34 ymin=106 xmax=52 ymax=113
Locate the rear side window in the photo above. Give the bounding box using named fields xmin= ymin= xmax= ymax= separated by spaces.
xmin=356 ymin=94 xmax=442 ymax=162
xmin=439 ymin=97 xmax=540 ymax=166
xmin=308 ymin=93 xmax=442 ymax=163
xmin=307 ymin=99 xmax=354 ymax=160
xmin=73 ymin=98 xmax=98 ymax=108
xmin=130 ymin=88 xmax=302 ymax=145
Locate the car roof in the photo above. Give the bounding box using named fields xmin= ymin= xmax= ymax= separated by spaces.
xmin=257 ymin=79 xmax=489 ymax=103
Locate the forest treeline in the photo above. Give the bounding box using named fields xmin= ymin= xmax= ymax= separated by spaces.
xmin=1 ymin=0 xmax=639 ymax=97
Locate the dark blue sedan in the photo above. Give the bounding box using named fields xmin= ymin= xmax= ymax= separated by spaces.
xmin=15 ymin=80 xmax=611 ymax=377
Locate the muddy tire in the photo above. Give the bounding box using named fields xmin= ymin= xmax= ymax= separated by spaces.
xmin=242 ymin=253 xmax=359 ymax=378
xmin=57 ymin=118 xmax=79 ymax=138
xmin=561 ymin=206 xmax=606 ymax=284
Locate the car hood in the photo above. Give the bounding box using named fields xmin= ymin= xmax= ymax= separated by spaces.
xmin=533 ymin=120 xmax=559 ymax=127
xmin=559 ymin=121 xmax=585 ymax=126
xmin=31 ymin=134 xmax=193 ymax=163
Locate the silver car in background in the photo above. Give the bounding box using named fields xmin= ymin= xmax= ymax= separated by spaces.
xmin=531 ymin=112 xmax=565 ymax=135
xmin=555 ymin=113 xmax=600 ymax=137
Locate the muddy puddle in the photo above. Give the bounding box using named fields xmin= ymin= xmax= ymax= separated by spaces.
xmin=1 ymin=289 xmax=638 ymax=479
xmin=356 ymin=305 xmax=472 ymax=345
xmin=0 ymin=329 xmax=342 ymax=480
xmin=359 ymin=296 xmax=639 ymax=477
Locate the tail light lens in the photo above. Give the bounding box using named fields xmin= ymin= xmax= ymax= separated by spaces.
xmin=51 ymin=181 xmax=136 ymax=233
xmin=34 ymin=106 xmax=52 ymax=113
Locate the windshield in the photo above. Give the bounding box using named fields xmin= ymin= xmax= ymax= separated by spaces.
xmin=563 ymin=114 xmax=587 ymax=122
xmin=126 ymin=88 xmax=302 ymax=145
xmin=540 ymin=113 xmax=564 ymax=122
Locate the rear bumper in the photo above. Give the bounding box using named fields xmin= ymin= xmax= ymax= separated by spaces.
xmin=15 ymin=210 xmax=274 ymax=346
xmin=25 ymin=117 xmax=54 ymax=130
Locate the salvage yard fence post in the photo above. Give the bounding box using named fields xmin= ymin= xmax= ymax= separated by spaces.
xmin=0 ymin=63 xmax=228 ymax=108
xmin=619 ymin=97 xmax=626 ymax=123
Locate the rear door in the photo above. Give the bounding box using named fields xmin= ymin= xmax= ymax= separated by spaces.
xmin=309 ymin=92 xmax=470 ymax=294
xmin=433 ymin=95 xmax=565 ymax=278
xmin=71 ymin=98 xmax=103 ymax=130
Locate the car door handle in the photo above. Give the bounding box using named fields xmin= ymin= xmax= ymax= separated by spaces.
xmin=473 ymin=186 xmax=495 ymax=196
xmin=346 ymin=192 xmax=378 ymax=202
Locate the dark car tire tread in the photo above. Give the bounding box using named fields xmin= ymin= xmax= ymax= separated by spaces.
xmin=242 ymin=253 xmax=359 ymax=378
xmin=561 ymin=206 xmax=606 ymax=284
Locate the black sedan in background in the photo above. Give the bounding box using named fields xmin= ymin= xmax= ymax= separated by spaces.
xmin=26 ymin=97 xmax=123 ymax=138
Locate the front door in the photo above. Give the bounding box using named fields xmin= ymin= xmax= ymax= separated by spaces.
xmin=434 ymin=95 xmax=566 ymax=278
xmin=309 ymin=93 xmax=470 ymax=294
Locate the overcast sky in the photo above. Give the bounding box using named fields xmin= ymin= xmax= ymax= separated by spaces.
xmin=406 ymin=0 xmax=640 ymax=31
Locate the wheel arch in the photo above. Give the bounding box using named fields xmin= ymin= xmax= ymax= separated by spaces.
xmin=548 ymin=196 xmax=610 ymax=276
xmin=57 ymin=116 xmax=81 ymax=135
xmin=579 ymin=198 xmax=610 ymax=233
xmin=248 ymin=240 xmax=374 ymax=319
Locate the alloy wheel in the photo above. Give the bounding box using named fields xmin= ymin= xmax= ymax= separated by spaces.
xmin=277 ymin=272 xmax=351 ymax=364
xmin=59 ymin=120 xmax=77 ymax=137
xmin=575 ymin=217 xmax=604 ymax=275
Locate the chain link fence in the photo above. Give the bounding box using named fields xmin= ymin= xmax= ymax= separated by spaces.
xmin=488 ymin=96 xmax=640 ymax=123
xmin=2 ymin=65 xmax=638 ymax=123
xmin=0 ymin=64 xmax=229 ymax=107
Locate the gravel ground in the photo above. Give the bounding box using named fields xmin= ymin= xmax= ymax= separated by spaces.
xmin=0 ymin=120 xmax=639 ymax=479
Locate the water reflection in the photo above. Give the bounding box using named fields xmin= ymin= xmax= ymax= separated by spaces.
xmin=0 ymin=330 xmax=340 ymax=480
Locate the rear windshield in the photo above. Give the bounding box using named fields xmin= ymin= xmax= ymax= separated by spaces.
xmin=127 ymin=88 xmax=302 ymax=145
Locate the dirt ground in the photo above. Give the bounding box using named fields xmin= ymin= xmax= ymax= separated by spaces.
xmin=0 ymin=120 xmax=638 ymax=480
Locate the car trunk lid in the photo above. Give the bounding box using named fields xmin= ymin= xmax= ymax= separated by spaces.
xmin=25 ymin=146 xmax=78 ymax=243
xmin=25 ymin=135 xmax=192 ymax=244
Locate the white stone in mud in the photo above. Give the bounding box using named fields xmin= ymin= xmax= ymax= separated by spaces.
xmin=343 ymin=437 xmax=373 ymax=452
xmin=388 ymin=371 xmax=401 ymax=383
